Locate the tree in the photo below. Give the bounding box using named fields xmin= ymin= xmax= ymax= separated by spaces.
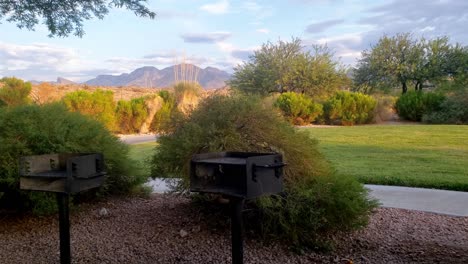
xmin=0 ymin=0 xmax=155 ymax=37
xmin=0 ymin=77 xmax=32 ymax=107
xmin=354 ymin=33 xmax=468 ymax=94
xmin=229 ymin=38 xmax=349 ymax=99
xmin=357 ymin=33 xmax=420 ymax=94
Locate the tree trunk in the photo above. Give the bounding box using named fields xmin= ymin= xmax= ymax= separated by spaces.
xmin=402 ymin=81 xmax=408 ymax=94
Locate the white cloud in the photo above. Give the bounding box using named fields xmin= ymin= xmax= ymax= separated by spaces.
xmin=200 ymin=0 xmax=230 ymax=15
xmin=256 ymin=28 xmax=270 ymax=34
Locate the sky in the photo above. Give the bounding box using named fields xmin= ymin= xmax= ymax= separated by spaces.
xmin=0 ymin=0 xmax=467 ymax=82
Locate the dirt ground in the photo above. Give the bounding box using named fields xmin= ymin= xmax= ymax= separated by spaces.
xmin=1 ymin=194 xmax=467 ymax=264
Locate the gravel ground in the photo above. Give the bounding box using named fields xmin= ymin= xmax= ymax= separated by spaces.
xmin=1 ymin=194 xmax=467 ymax=264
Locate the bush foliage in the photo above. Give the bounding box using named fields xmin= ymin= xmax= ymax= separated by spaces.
xmin=62 ymin=89 xmax=117 ymax=131
xmin=275 ymin=92 xmax=323 ymax=125
xmin=422 ymin=91 xmax=468 ymax=124
xmin=395 ymin=91 xmax=445 ymax=121
xmin=151 ymin=94 xmax=376 ymax=248
xmin=323 ymin=91 xmax=377 ymax=125
xmin=0 ymin=77 xmax=32 ymax=107
xmin=115 ymin=97 xmax=148 ymax=134
xmin=0 ymin=103 xmax=145 ymax=214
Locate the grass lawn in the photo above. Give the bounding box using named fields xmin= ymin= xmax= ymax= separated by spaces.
xmin=129 ymin=125 xmax=468 ymax=191
xmin=304 ymin=125 xmax=468 ymax=191
xmin=128 ymin=142 xmax=157 ymax=177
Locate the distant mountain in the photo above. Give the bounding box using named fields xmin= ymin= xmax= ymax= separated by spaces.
xmin=29 ymin=77 xmax=76 ymax=85
xmin=84 ymin=65 xmax=230 ymax=89
xmin=56 ymin=77 xmax=75 ymax=85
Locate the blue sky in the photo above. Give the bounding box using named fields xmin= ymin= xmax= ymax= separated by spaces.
xmin=0 ymin=0 xmax=467 ymax=82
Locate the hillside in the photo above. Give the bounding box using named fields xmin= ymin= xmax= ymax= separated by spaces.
xmin=85 ymin=65 xmax=230 ymax=89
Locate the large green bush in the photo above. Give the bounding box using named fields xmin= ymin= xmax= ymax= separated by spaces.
xmin=0 ymin=103 xmax=145 ymax=214
xmin=323 ymin=91 xmax=377 ymax=125
xmin=422 ymin=91 xmax=468 ymax=124
xmin=151 ymin=90 xmax=179 ymax=133
xmin=62 ymin=89 xmax=117 ymax=131
xmin=115 ymin=97 xmax=149 ymax=134
xmin=151 ymin=94 xmax=376 ymax=249
xmin=0 ymin=77 xmax=32 ymax=107
xmin=275 ymin=92 xmax=323 ymax=125
xmin=395 ymin=91 xmax=445 ymax=121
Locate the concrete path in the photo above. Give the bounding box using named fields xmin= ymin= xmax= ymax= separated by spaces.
xmin=119 ymin=134 xmax=157 ymax=144
xmin=366 ymin=184 xmax=468 ymax=217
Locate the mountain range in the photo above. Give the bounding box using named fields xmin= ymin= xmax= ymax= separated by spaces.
xmin=84 ymin=64 xmax=230 ymax=89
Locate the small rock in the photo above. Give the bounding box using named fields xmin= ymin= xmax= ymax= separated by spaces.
xmin=169 ymin=203 xmax=176 ymax=209
xmin=99 ymin=208 xmax=109 ymax=217
xmin=179 ymin=229 xmax=188 ymax=238
xmin=192 ymin=225 xmax=201 ymax=232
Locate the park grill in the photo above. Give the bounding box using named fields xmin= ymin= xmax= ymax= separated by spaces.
xmin=19 ymin=153 xmax=106 ymax=264
xmin=190 ymin=151 xmax=285 ymax=264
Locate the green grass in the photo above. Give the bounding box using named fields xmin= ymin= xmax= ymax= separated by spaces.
xmin=129 ymin=125 xmax=468 ymax=191
xmin=129 ymin=142 xmax=157 ymax=177
xmin=304 ymin=125 xmax=468 ymax=191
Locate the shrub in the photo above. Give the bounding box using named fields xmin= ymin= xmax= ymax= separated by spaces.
xmin=151 ymin=94 xmax=376 ymax=249
xmin=275 ymin=92 xmax=323 ymax=125
xmin=0 ymin=103 xmax=145 ymax=214
xmin=323 ymin=91 xmax=377 ymax=125
xmin=173 ymin=82 xmax=203 ymax=114
xmin=422 ymin=91 xmax=468 ymax=124
xmin=151 ymin=91 xmax=179 ymax=133
xmin=0 ymin=77 xmax=32 ymax=107
xmin=62 ymin=89 xmax=117 ymax=131
xmin=372 ymin=94 xmax=398 ymax=122
xmin=115 ymin=97 xmax=149 ymax=134
xmin=395 ymin=91 xmax=445 ymax=121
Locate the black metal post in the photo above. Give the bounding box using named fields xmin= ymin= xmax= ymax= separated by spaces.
xmin=230 ymin=197 xmax=245 ymax=264
xmin=56 ymin=193 xmax=71 ymax=264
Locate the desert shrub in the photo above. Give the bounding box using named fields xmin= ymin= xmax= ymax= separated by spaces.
xmin=151 ymin=90 xmax=177 ymax=133
xmin=395 ymin=91 xmax=445 ymax=121
xmin=115 ymin=97 xmax=148 ymax=134
xmin=323 ymin=91 xmax=377 ymax=125
xmin=0 ymin=77 xmax=32 ymax=107
xmin=151 ymin=94 xmax=376 ymax=249
xmin=275 ymin=92 xmax=323 ymax=125
xmin=62 ymin=89 xmax=117 ymax=131
xmin=173 ymin=82 xmax=203 ymax=114
xmin=422 ymin=91 xmax=468 ymax=124
xmin=0 ymin=103 xmax=145 ymax=214
xmin=372 ymin=94 xmax=398 ymax=122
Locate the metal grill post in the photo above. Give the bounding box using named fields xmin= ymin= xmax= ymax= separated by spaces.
xmin=230 ymin=197 xmax=245 ymax=264
xmin=57 ymin=193 xmax=71 ymax=264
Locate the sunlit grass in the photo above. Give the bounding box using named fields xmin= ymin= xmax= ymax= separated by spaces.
xmin=304 ymin=125 xmax=468 ymax=191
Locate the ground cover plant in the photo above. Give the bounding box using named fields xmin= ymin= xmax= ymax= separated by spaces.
xmin=0 ymin=103 xmax=145 ymax=214
xmin=150 ymin=93 xmax=376 ymax=249
xmin=305 ymin=125 xmax=468 ymax=191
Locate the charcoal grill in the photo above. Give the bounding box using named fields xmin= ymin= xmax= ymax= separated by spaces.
xmin=190 ymin=152 xmax=285 ymax=264
xmin=19 ymin=153 xmax=106 ymax=264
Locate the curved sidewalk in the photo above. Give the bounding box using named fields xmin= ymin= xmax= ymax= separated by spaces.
xmin=366 ymin=184 xmax=468 ymax=217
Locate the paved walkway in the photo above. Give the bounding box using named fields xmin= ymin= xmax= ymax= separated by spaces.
xmin=366 ymin=184 xmax=468 ymax=217
xmin=147 ymin=180 xmax=468 ymax=217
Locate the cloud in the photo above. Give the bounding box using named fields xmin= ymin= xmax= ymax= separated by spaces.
xmin=305 ymin=19 xmax=344 ymax=34
xmin=256 ymin=28 xmax=270 ymax=34
xmin=200 ymin=0 xmax=230 ymax=14
xmin=181 ymin=31 xmax=232 ymax=43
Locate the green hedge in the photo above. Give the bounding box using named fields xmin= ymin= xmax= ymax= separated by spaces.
xmin=395 ymin=91 xmax=445 ymax=121
xmin=323 ymin=91 xmax=376 ymax=125
xmin=115 ymin=97 xmax=149 ymax=134
xmin=0 ymin=103 xmax=145 ymax=214
xmin=62 ymin=89 xmax=117 ymax=131
xmin=275 ymin=92 xmax=323 ymax=125
xmin=0 ymin=77 xmax=32 ymax=107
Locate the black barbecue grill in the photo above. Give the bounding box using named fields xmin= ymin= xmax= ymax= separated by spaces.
xmin=19 ymin=153 xmax=106 ymax=264
xmin=190 ymin=151 xmax=286 ymax=264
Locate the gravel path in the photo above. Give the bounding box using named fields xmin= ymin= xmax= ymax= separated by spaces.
xmin=1 ymin=194 xmax=467 ymax=263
